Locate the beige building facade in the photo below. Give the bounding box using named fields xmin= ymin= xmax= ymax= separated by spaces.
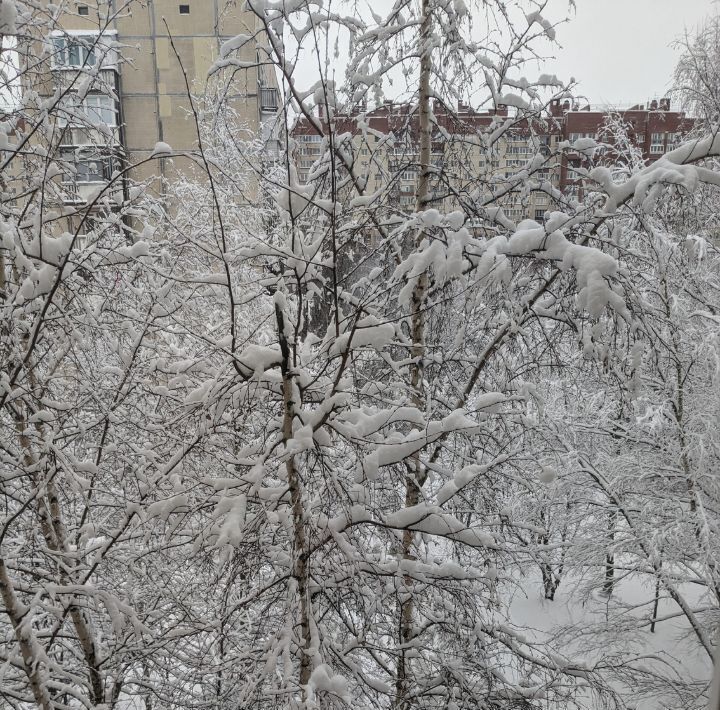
xmin=45 ymin=0 xmax=279 ymax=204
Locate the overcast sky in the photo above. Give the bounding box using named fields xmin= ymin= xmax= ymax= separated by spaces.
xmin=291 ymin=0 xmax=716 ymax=110
xmin=543 ymin=0 xmax=716 ymax=106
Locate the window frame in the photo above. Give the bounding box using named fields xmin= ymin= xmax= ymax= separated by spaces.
xmin=49 ymin=30 xmax=118 ymax=70
xmin=60 ymin=146 xmax=115 ymax=185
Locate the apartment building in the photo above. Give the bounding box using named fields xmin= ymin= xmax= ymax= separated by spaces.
xmin=291 ymin=98 xmax=692 ymax=224
xmin=43 ymin=0 xmax=280 ymax=206
xmin=555 ymin=98 xmax=693 ymax=198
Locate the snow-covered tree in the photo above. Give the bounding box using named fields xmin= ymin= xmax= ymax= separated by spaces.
xmin=3 ymin=1 xmax=720 ymax=709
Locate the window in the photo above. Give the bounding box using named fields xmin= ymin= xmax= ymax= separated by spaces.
xmin=568 ymin=132 xmax=594 ymax=143
xmin=565 ymin=185 xmax=580 ymax=198
xmin=83 ymin=95 xmax=117 ymax=125
xmin=650 ymin=132 xmax=665 ymax=154
xmin=534 ymin=209 xmax=546 ymax=221
xmin=179 ymin=4 xmax=190 ymax=13
xmin=60 ymin=147 xmax=114 ymax=184
xmin=78 ymin=5 xmax=89 ymax=15
xmin=52 ymin=36 xmax=96 ymax=68
xmin=59 ymin=94 xmax=117 ymax=127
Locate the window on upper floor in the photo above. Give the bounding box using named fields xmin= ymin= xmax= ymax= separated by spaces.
xmin=568 ymin=132 xmax=595 ymax=142
xmin=567 ymin=168 xmax=582 ymax=181
xmin=83 ymin=94 xmax=117 ymax=125
xmin=59 ymin=94 xmax=118 ymax=127
xmin=60 ymin=147 xmax=115 ymax=184
xmin=51 ymin=32 xmax=118 ymax=70
xmin=78 ymin=5 xmax=89 ymax=15
xmin=179 ymin=4 xmax=190 ymax=14
xmin=650 ymin=132 xmax=665 ymax=153
xmin=52 ymin=35 xmax=97 ymax=68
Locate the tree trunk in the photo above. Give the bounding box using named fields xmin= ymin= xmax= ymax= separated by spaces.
xmin=275 ymin=298 xmax=313 ymax=705
xmin=0 ymin=557 xmax=54 ymax=710
xmin=395 ymin=2 xmax=432 ymax=708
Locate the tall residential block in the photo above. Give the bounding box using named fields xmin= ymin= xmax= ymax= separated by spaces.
xmin=43 ymin=0 xmax=279 ymax=205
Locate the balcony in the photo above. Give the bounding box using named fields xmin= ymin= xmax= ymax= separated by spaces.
xmin=59 ymin=146 xmax=122 ymax=207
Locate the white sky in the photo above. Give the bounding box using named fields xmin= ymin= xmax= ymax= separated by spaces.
xmin=291 ymin=0 xmax=717 ymax=111
xmin=540 ymin=0 xmax=716 ymax=106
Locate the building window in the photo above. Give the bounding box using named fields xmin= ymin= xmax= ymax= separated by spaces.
xmin=534 ymin=209 xmax=545 ymax=221
xmin=60 ymin=147 xmax=114 ymax=184
xmin=568 ymin=132 xmax=594 ymax=142
xmin=78 ymin=5 xmax=89 ymax=15
xmin=52 ymin=36 xmax=97 ymax=68
xmin=650 ymin=132 xmax=665 ymax=154
xmin=83 ymin=95 xmax=117 ymax=125
xmin=179 ymin=4 xmax=190 ymax=14
xmin=59 ymin=94 xmax=117 ymax=127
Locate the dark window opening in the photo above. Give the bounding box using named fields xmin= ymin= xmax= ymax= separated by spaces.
xmin=179 ymin=4 xmax=190 ymax=13
xmin=78 ymin=4 xmax=89 ymax=14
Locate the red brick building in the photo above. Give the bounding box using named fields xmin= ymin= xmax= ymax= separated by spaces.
xmin=291 ymin=98 xmax=693 ymax=218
